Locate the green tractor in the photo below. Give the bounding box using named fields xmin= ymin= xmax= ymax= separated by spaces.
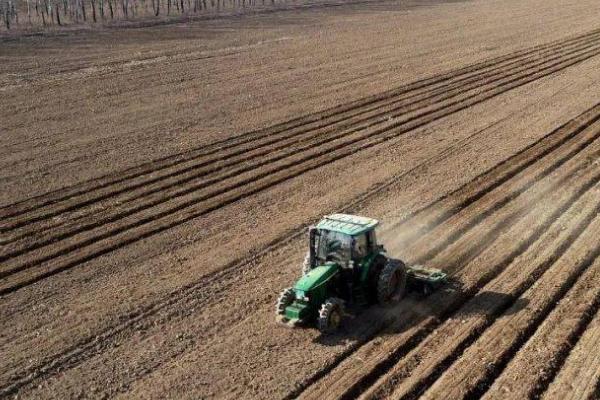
xmin=276 ymin=214 xmax=447 ymax=333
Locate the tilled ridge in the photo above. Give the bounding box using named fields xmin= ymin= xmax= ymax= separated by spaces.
xmin=481 ymin=252 xmax=600 ymax=399
xmin=361 ymin=182 xmax=600 ymax=400
xmin=4 ymin=102 xmax=589 ymax=398
xmin=386 ymin=101 xmax=600 ymax=251
xmin=3 ymin=3 xmax=600 ymax=399
xmin=3 ymin=27 xmax=600 ymax=224
xmin=404 ymin=121 xmax=600 ymax=266
xmin=417 ymin=208 xmax=600 ymax=400
xmin=541 ymin=309 xmax=600 ymax=400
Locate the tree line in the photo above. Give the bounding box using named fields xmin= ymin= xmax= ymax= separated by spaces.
xmin=1 ymin=0 xmax=280 ymax=30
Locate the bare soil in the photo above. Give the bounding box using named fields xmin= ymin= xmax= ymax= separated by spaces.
xmin=1 ymin=0 xmax=600 ymax=398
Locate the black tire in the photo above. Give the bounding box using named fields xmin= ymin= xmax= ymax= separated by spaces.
xmin=377 ymin=259 xmax=407 ymax=305
xmin=367 ymin=255 xmax=387 ymax=303
xmin=318 ymin=298 xmax=344 ymax=333
xmin=276 ymin=287 xmax=295 ymax=316
xmin=301 ymin=252 xmax=312 ymax=275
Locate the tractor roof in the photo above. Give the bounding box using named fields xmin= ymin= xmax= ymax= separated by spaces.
xmin=316 ymin=214 xmax=379 ymax=236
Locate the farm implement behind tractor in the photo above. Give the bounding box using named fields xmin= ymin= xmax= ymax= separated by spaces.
xmin=276 ymin=214 xmax=447 ymax=333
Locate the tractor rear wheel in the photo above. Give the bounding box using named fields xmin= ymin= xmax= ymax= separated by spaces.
xmin=367 ymin=255 xmax=387 ymax=303
xmin=318 ymin=298 xmax=344 ymax=333
xmin=377 ymin=259 xmax=407 ymax=305
xmin=276 ymin=287 xmax=295 ymax=316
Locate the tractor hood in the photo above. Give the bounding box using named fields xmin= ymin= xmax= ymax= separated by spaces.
xmin=295 ymin=263 xmax=339 ymax=292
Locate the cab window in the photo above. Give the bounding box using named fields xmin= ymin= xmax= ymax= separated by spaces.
xmin=316 ymin=230 xmax=352 ymax=262
xmin=354 ymin=233 xmax=368 ymax=259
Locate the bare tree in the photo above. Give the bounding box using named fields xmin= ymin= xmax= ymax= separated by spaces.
xmin=90 ymin=0 xmax=96 ymax=21
xmin=80 ymin=0 xmax=86 ymax=20
xmin=55 ymin=0 xmax=61 ymax=24
xmin=2 ymin=0 xmax=10 ymax=29
xmin=0 ymin=0 xmax=306 ymax=31
xmin=12 ymin=0 xmax=18 ymax=24
xmin=122 ymin=0 xmax=128 ymax=18
xmin=39 ymin=0 xmax=46 ymax=25
xmin=26 ymin=0 xmax=31 ymax=23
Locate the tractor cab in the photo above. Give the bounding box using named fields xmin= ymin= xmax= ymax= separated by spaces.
xmin=308 ymin=214 xmax=382 ymax=271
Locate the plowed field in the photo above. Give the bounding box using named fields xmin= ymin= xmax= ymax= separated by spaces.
xmin=2 ymin=0 xmax=600 ymax=398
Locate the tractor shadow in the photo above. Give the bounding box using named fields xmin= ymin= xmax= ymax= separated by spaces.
xmin=313 ymin=280 xmax=529 ymax=346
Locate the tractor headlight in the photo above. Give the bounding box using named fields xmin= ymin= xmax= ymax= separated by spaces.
xmin=295 ymin=290 xmax=309 ymax=301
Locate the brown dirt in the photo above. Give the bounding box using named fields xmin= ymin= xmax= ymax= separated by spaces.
xmin=482 ymin=256 xmax=600 ymax=400
xmin=418 ymin=211 xmax=600 ymax=399
xmin=2 ymin=0 xmax=600 ymax=398
xmin=542 ymin=310 xmax=600 ymax=400
xmin=355 ymin=141 xmax=600 ymax=400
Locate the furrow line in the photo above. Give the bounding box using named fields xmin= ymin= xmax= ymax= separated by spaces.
xmin=357 ymin=173 xmax=600 ymax=400
xmin=390 ymin=117 xmax=600 ymax=264
xmin=387 ymin=111 xmax=600 ymax=249
xmin=3 ymin=40 xmax=600 ymax=284
xmin=418 ymin=213 xmax=600 ymax=400
xmin=5 ymin=46 xmax=598 ymax=260
xmin=2 ymin=27 xmax=600 ymax=222
xmin=540 ymin=309 xmax=600 ymax=400
xmin=296 ymin=133 xmax=600 ymax=400
xmin=3 ymin=104 xmax=597 ymax=397
xmin=4 ymin=32 xmax=600 ymax=237
xmin=482 ymin=257 xmax=600 ymax=400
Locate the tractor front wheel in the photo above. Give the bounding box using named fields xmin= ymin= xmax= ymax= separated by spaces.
xmin=318 ymin=298 xmax=344 ymax=333
xmin=276 ymin=287 xmax=295 ymax=316
xmin=377 ymin=259 xmax=407 ymax=305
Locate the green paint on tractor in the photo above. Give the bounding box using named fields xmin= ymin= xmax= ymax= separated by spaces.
xmin=276 ymin=213 xmax=448 ymax=333
xmin=295 ymin=263 xmax=339 ymax=291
